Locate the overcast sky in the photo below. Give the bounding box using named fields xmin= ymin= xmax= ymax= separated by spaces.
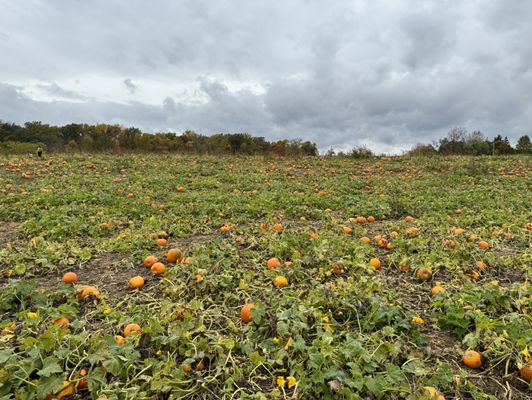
xmin=1 ymin=0 xmax=531 ymax=153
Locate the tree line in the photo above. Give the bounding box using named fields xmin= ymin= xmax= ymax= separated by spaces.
xmin=1 ymin=120 xmax=530 ymax=157
xmin=407 ymin=128 xmax=531 ymax=156
xmin=328 ymin=127 xmax=530 ymax=158
xmin=0 ymin=121 xmax=318 ymax=156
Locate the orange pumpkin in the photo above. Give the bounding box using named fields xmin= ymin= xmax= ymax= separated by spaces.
xmin=431 ymin=284 xmax=445 ymax=296
xmin=416 ymin=268 xmax=432 ymax=282
xmin=62 ymin=272 xmax=78 ymax=284
xmin=143 ymin=255 xmax=158 ymax=267
xmin=53 ymin=317 xmax=70 ymax=327
xmin=475 ymin=261 xmax=487 ymax=271
xmin=129 ymin=276 xmax=144 ymax=289
xmin=360 ymin=236 xmax=371 ymax=244
xmin=151 ymin=262 xmax=166 ymax=275
xmin=267 ymin=258 xmax=281 ymax=269
xmin=80 ymin=286 xmax=100 ymax=300
xmin=462 ymin=350 xmax=482 ymax=369
xmin=478 ymin=240 xmax=490 ymax=250
xmin=123 ymin=323 xmax=141 ymax=337
xmin=167 ymin=249 xmax=182 ymax=263
xmin=181 ymin=256 xmax=193 ymax=265
xmin=241 ymin=303 xmax=254 ymax=323
xmin=520 ymin=361 xmax=532 ymax=382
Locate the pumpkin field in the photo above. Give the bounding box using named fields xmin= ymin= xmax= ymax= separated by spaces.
xmin=0 ymin=154 xmax=530 ymax=400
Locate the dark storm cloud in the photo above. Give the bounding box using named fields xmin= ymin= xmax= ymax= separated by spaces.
xmin=1 ymin=0 xmax=531 ymax=153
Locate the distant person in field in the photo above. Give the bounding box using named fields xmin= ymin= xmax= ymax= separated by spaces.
xmin=37 ymin=147 xmax=43 ymax=159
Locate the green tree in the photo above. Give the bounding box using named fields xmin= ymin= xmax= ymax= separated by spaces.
xmin=464 ymin=131 xmax=491 ymax=155
xmin=515 ymin=135 xmax=531 ymax=154
xmin=118 ymin=127 xmax=142 ymax=150
xmin=491 ymin=135 xmax=514 ymax=155
xmin=61 ymin=124 xmax=83 ymax=148
xmin=301 ymin=141 xmax=318 ymax=156
xmin=438 ymin=127 xmax=467 ymax=155
xmin=0 ymin=121 xmax=24 ymax=141
xmin=407 ymin=144 xmax=438 ymax=156
xmin=24 ymin=121 xmax=62 ymax=150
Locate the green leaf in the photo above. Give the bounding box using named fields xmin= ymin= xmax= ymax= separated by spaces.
xmin=14 ymin=264 xmax=26 ymax=275
xmin=36 ymin=375 xmax=65 ymax=399
xmin=0 ymin=350 xmax=14 ymax=364
xmin=222 ymin=338 xmax=235 ymax=350
xmin=102 ymin=357 xmax=122 ymax=376
xmin=276 ymin=321 xmax=289 ymax=336
xmin=87 ymin=344 xmax=110 ymax=364
xmin=87 ymin=366 xmax=107 ymax=393
xmin=249 ymin=351 xmax=264 ymax=365
xmin=365 ymin=376 xmax=385 ymax=398
xmin=384 ymin=363 xmax=406 ymax=386
xmin=37 ymin=358 xmax=62 ymax=377
xmin=402 ymin=359 xmax=429 ymax=376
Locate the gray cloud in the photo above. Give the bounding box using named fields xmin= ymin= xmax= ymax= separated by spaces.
xmin=123 ymin=78 xmax=137 ymax=94
xmin=1 ymin=0 xmax=532 ymax=153
xmin=35 ymin=83 xmax=90 ymax=100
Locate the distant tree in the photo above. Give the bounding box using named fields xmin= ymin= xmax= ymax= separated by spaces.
xmin=301 ymin=141 xmax=318 ymax=156
xmin=325 ymin=148 xmax=336 ymax=157
xmin=349 ymin=146 xmax=374 ymax=158
xmin=515 ymin=135 xmax=531 ymax=154
xmin=251 ymin=136 xmax=270 ymax=154
xmin=118 ymin=127 xmax=142 ymax=150
xmin=65 ymin=139 xmax=80 ymax=153
xmin=24 ymin=121 xmax=62 ymax=150
xmin=205 ymin=134 xmax=231 ymax=154
xmin=227 ymin=133 xmax=255 ymax=154
xmin=0 ymin=121 xmax=24 ymax=141
xmin=80 ymin=132 xmax=95 ymax=151
xmin=407 ymin=143 xmax=438 ymax=156
xmin=271 ymin=140 xmax=289 ymax=156
xmin=464 ymin=131 xmax=491 ymax=155
xmin=61 ymin=124 xmax=83 ymax=148
xmin=181 ymin=130 xmax=199 ymax=152
xmin=438 ymin=127 xmax=467 ymax=155
xmin=491 ymin=135 xmax=514 ymax=155
xmin=0 ymin=120 xmax=320 ymax=156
